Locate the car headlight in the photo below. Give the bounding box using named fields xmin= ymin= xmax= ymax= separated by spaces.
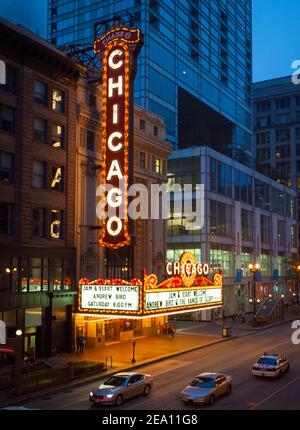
xmin=90 ymin=392 xmax=93 ymax=396
xmin=106 ymin=394 xmax=114 ymax=398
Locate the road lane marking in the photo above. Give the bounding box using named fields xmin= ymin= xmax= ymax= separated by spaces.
xmin=250 ymin=375 xmax=300 ymax=410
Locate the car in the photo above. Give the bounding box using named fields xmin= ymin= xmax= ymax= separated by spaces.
xmin=180 ymin=372 xmax=232 ymax=406
xmin=252 ymin=353 xmax=290 ymax=378
xmin=89 ymin=372 xmax=153 ymax=406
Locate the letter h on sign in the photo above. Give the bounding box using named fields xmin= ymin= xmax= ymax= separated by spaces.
xmin=94 ymin=27 xmax=143 ymax=249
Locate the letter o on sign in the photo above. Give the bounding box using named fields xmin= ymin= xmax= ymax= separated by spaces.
xmin=107 ymin=216 xmax=123 ymax=237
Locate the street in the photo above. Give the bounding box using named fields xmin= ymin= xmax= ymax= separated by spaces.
xmin=23 ymin=322 xmax=300 ymax=410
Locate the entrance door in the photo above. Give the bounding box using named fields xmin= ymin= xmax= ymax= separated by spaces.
xmin=24 ymin=333 xmax=36 ymax=354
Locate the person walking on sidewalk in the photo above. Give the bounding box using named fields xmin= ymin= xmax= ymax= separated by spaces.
xmin=78 ymin=335 xmax=85 ymax=353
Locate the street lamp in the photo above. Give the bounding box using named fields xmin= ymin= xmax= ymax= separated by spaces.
xmin=14 ymin=329 xmax=23 ymax=395
xmin=249 ymin=263 xmax=261 ymax=317
xmin=131 ymin=340 xmax=136 ymax=364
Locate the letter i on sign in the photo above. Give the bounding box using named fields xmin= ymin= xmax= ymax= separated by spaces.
xmin=94 ymin=27 xmax=144 ymax=249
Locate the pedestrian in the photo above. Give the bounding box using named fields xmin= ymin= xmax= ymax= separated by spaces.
xmin=79 ymin=335 xmax=85 ymax=353
xmin=232 ymin=313 xmax=236 ymax=323
xmin=242 ymin=311 xmax=246 ymax=324
xmin=76 ymin=335 xmax=81 ymax=354
xmin=222 ymin=309 xmax=226 ymax=322
xmin=156 ymin=324 xmax=161 ymax=337
xmin=162 ymin=324 xmax=167 ymax=337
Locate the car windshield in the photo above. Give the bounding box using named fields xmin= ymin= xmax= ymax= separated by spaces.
xmin=104 ymin=376 xmax=127 ymax=387
xmin=190 ymin=377 xmax=215 ymax=388
xmin=257 ymin=357 xmax=277 ymax=366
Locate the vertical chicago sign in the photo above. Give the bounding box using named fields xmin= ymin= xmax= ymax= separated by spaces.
xmin=94 ymin=27 xmax=143 ymax=248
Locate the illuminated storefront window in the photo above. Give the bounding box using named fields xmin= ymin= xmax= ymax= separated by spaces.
xmin=261 ymin=253 xmax=271 ymax=276
xmin=241 ymin=251 xmax=252 ymax=277
xmin=167 ymin=247 xmax=201 ymax=262
xmin=278 ymin=255 xmax=285 ymax=277
xmin=210 ymin=248 xmax=233 ymax=277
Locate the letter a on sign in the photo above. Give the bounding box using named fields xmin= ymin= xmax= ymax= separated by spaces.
xmin=94 ymin=27 xmax=144 ymax=249
xmin=0 ymin=320 xmax=6 ymax=344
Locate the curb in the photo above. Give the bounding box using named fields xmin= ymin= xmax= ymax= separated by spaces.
xmin=0 ymin=335 xmax=237 ymax=408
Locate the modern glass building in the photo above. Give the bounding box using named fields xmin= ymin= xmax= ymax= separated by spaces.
xmin=0 ymin=0 xmax=47 ymax=38
xmin=48 ymin=0 xmax=253 ymax=164
xmin=167 ymin=146 xmax=298 ymax=315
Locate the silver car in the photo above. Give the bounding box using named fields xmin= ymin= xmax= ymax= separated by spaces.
xmin=180 ymin=372 xmax=232 ymax=406
xmin=89 ymin=372 xmax=153 ymax=406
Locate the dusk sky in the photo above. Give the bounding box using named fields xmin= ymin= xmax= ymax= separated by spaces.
xmin=253 ymin=0 xmax=300 ymax=82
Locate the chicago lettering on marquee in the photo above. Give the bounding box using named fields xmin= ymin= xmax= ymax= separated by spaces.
xmin=94 ymin=27 xmax=143 ymax=248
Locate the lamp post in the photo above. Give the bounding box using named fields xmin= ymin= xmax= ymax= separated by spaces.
xmin=249 ymin=263 xmax=261 ymax=317
xmin=14 ymin=329 xmax=23 ymax=395
xmin=131 ymin=340 xmax=136 ymax=364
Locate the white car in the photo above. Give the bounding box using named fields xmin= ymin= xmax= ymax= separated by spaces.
xmin=252 ymin=353 xmax=290 ymax=378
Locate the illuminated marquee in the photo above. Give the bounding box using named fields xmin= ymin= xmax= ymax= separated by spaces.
xmin=78 ymin=252 xmax=223 ymax=317
xmin=94 ymin=27 xmax=143 ymax=249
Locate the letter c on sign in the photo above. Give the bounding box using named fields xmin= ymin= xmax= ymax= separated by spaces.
xmin=108 ymin=49 xmax=123 ymax=70
xmin=108 ymin=132 xmax=123 ymax=152
xmin=107 ymin=216 xmax=122 ymax=237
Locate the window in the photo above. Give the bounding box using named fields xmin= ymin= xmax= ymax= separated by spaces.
xmin=210 ymin=247 xmax=233 ymax=277
xmin=140 ymin=152 xmax=146 ymax=169
xmin=53 ymin=258 xmax=63 ymax=290
xmin=277 ymin=219 xmax=285 ymax=247
xmin=256 ymin=101 xmax=270 ymax=113
xmin=52 ymin=88 xmax=65 ymax=113
xmin=51 ymin=166 xmax=64 ymax=192
xmin=154 ymin=126 xmax=158 ymax=136
xmin=0 ymin=203 xmax=12 ymax=235
xmin=29 ymin=258 xmax=48 ymax=292
xmin=88 ymin=94 xmax=96 ymax=107
xmin=210 ymin=158 xmax=232 ymax=198
xmin=32 ymin=161 xmax=46 ymax=189
xmin=0 ymin=104 xmax=15 ymax=132
xmin=275 ymin=97 xmax=290 ymax=110
xmin=32 ymin=208 xmax=46 ymax=238
xmin=86 ymin=130 xmax=95 ymax=151
xmin=275 ymin=145 xmax=290 ymax=159
xmin=2 ymin=66 xmax=17 ymax=94
xmin=276 ymin=129 xmax=290 ymax=142
xmin=256 ymin=132 xmax=270 ymax=145
xmin=210 ymin=200 xmax=233 ymax=238
xmin=34 ymin=81 xmax=48 ymax=106
xmin=139 ymin=119 xmax=145 ymax=130
xmin=52 ymin=124 xmax=65 ymax=148
xmin=0 ymin=152 xmax=13 ymax=182
xmin=256 ymin=116 xmax=270 ymax=127
xmin=154 ymin=157 xmax=162 ymax=174
xmin=261 ymin=215 xmax=271 ymax=244
xmin=261 ymin=253 xmax=271 ymax=276
xmin=241 ymin=209 xmax=253 ymax=241
xmin=50 ymin=209 xmax=63 ymax=239
xmin=34 ymin=118 xmax=47 ymax=144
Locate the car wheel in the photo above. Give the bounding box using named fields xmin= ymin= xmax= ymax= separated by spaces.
xmin=144 ymin=384 xmax=151 ymax=395
xmin=114 ymin=395 xmax=123 ymax=407
xmin=208 ymin=395 xmax=215 ymax=406
xmin=286 ymin=363 xmax=290 ymax=372
xmin=226 ymin=384 xmax=232 ymax=395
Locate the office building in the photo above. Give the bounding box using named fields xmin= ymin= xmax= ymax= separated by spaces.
xmin=253 ymin=76 xmax=300 ymax=248
xmin=167 ymin=146 xmax=298 ymax=316
xmin=48 ymin=0 xmax=253 ymax=164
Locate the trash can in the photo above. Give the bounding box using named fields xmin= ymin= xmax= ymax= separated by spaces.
xmin=222 ymin=326 xmax=231 ymax=338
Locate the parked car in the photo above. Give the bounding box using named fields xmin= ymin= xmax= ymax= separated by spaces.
xmin=89 ymin=372 xmax=153 ymax=406
xmin=252 ymin=353 xmax=290 ymax=378
xmin=180 ymin=372 xmax=232 ymax=406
